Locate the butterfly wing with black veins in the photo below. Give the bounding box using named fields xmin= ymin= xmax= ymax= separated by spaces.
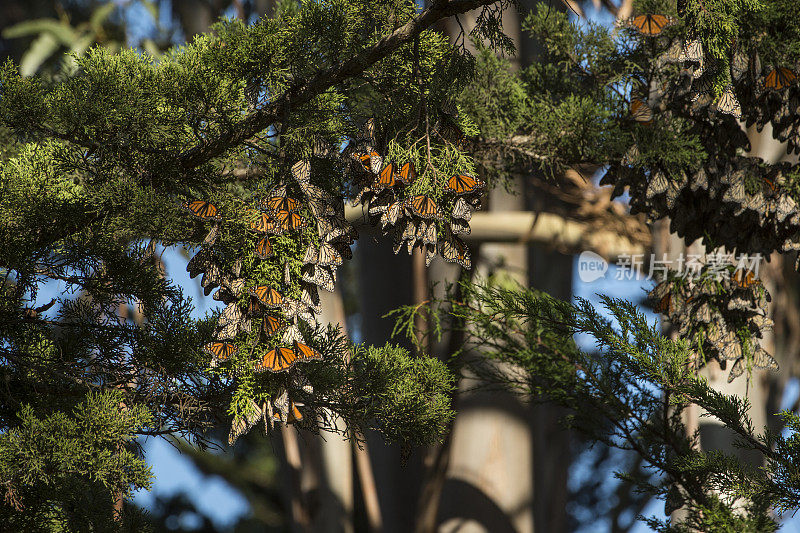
xmin=753 ymin=347 xmax=779 ymax=371
xmin=228 ymin=399 xmax=263 ymax=445
xmin=281 ymin=324 xmax=304 ymax=345
xmin=187 ymin=248 xmax=215 ymax=279
xmin=302 ymin=264 xmax=336 ymax=292
xmin=300 ymin=283 xmax=321 ymax=311
xmin=201 ymin=262 xmax=222 ymax=296
xmin=303 ymin=243 xmax=319 ymax=265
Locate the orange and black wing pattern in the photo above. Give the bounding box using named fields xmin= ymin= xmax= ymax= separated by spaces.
xmin=251 ymin=212 xmax=282 ymax=234
xmin=255 ymin=236 xmax=274 ymax=259
xmin=274 ymin=209 xmax=307 ymax=232
xmin=630 ymin=99 xmax=653 ymax=124
xmin=256 ymin=347 xmax=297 ymax=372
xmin=204 ymin=341 xmax=237 ymax=362
xmin=356 ymin=150 xmax=381 ymax=172
xmin=372 ymin=163 xmax=397 ymax=190
xmin=293 ymin=341 xmax=323 ymax=363
xmin=764 ymin=67 xmax=797 ymax=91
xmin=628 ymin=14 xmax=675 ymax=36
xmin=262 ymin=315 xmax=286 ymax=337
xmin=264 ymin=196 xmax=301 ymax=213
xmin=397 ymin=162 xmax=417 ymax=186
xmin=446 ymin=174 xmax=485 ymax=196
xmin=185 ymin=200 xmax=221 ymax=220
xmin=251 ymin=285 xmax=284 ymax=307
xmin=733 ymin=269 xmax=760 ymax=288
xmin=407 ymin=195 xmax=442 ymax=219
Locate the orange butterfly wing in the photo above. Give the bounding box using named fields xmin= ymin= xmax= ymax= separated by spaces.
xmin=398 ymin=162 xmax=417 ymax=185
xmin=274 ymin=209 xmax=307 ymax=232
xmin=447 ymin=174 xmax=485 ymax=195
xmin=265 ymin=196 xmax=300 ymax=213
xmin=262 ymin=315 xmax=286 ymax=337
xmin=373 ymin=163 xmax=397 ymax=190
xmin=255 ymin=236 xmax=274 ymax=259
xmin=204 ymin=341 xmax=237 ymax=361
xmin=251 ymin=285 xmax=283 ymax=307
xmin=257 ymin=347 xmax=297 ymax=372
xmin=409 ymin=195 xmax=442 ymax=219
xmin=186 ymin=200 xmax=221 ymax=220
xmin=293 ymin=341 xmax=323 ymax=362
xmin=631 ymin=14 xmax=673 ymax=36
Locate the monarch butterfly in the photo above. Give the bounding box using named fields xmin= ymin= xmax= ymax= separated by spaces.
xmin=184 ymin=200 xmax=221 ymax=220
xmin=318 ymin=216 xmax=356 ymax=243
xmin=715 ymin=87 xmax=741 ymax=119
xmin=216 ymin=304 xmax=250 ymax=339
xmin=380 ymin=201 xmax=404 ymax=228
xmin=256 ymin=236 xmax=274 ymax=259
xmin=407 ymin=195 xmax=442 ymax=219
xmin=300 ymin=284 xmax=321 ymax=310
xmin=733 ymin=269 xmax=759 ymax=288
xmin=255 ymin=347 xmax=297 ymax=373
xmin=368 ymin=192 xmax=394 ymax=217
xmin=446 ymin=174 xmax=485 ymax=196
xmin=248 ymin=298 xmax=266 ymax=317
xmin=627 ymin=14 xmax=675 ymax=36
xmin=450 ymin=218 xmax=471 ymax=236
xmin=302 ymin=264 xmax=336 ymax=292
xmin=187 ymin=248 xmax=215 ymax=279
xmin=292 ymin=160 xmax=311 ymax=184
xmin=301 ymin=183 xmax=336 ymax=217
xmin=653 ymin=293 xmax=673 ymax=315
xmin=303 ymin=244 xmax=319 ymax=265
xmin=417 ymin=221 xmax=437 ymax=245
xmin=200 ymin=263 xmax=221 ymax=296
xmin=251 ymin=213 xmax=282 ymax=234
xmin=646 ymin=172 xmax=669 ymax=199
xmin=372 ymin=163 xmax=397 ymax=190
xmin=251 ymin=285 xmax=283 ymax=307
xmin=764 ymin=67 xmax=796 ymax=91
xmin=273 ymin=209 xmax=307 ymax=232
xmin=335 ymin=241 xmax=353 ymax=262
xmin=718 ymin=333 xmax=742 ymax=361
xmin=262 ymin=315 xmax=286 ymax=337
xmin=263 ymin=196 xmax=301 ymax=213
xmin=727 ymin=358 xmax=745 ymax=383
xmin=280 ymin=298 xmax=316 ymax=328
xmin=317 ymin=241 xmax=343 ymax=267
xmin=202 ymin=225 xmax=220 ymax=248
xmin=294 ymin=341 xmax=323 ymax=362
xmin=396 ymin=161 xmax=417 ymax=186
xmin=630 ymin=99 xmax=653 ymax=124
xmin=440 ymin=236 xmax=471 ymax=269
xmin=271 ymin=401 xmax=304 ymax=424
xmin=401 ymin=219 xmax=417 ymax=242
xmin=679 ymin=39 xmax=703 ymax=64
xmin=355 ymin=150 xmax=383 ymax=174
xmin=452 ymin=197 xmax=472 ymax=221
xmin=228 ymin=277 xmax=246 ymax=297
xmin=228 ymin=399 xmax=263 ymax=445
xmin=281 ymin=325 xmax=304 ymax=345
xmin=205 ymin=341 xmax=237 ymax=365
xmin=752 ymin=347 xmax=779 ymax=371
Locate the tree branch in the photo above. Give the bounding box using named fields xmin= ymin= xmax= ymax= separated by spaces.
xmin=178 ymin=0 xmax=504 ymax=169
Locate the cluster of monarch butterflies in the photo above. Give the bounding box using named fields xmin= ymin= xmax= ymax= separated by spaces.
xmin=347 ymin=125 xmax=484 ymax=269
xmin=648 ymin=265 xmax=777 ymax=383
xmin=182 ymin=159 xmax=358 ymax=443
xmin=607 ymin=12 xmax=800 ymax=264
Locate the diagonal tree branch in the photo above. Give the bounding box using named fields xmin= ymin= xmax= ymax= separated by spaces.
xmin=178 ymin=0 xmax=504 ymax=169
